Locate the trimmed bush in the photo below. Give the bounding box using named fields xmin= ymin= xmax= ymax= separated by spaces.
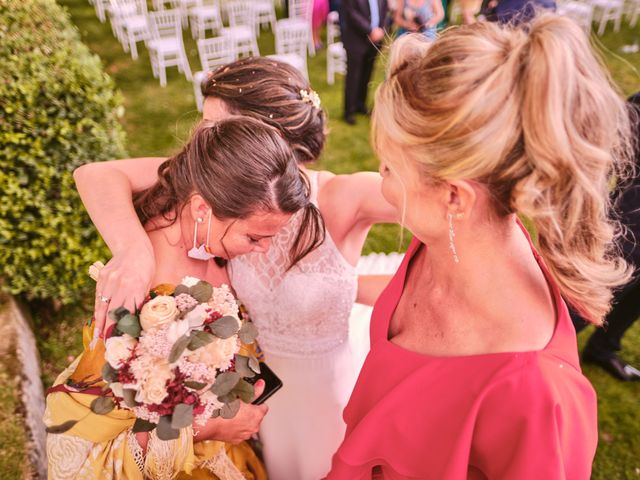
xmin=0 ymin=0 xmax=126 ymax=303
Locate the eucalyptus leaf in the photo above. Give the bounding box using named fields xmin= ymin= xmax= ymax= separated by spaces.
xmin=232 ymin=379 xmax=255 ymax=404
xmin=210 ymin=371 xmax=241 ymax=397
xmin=123 ymin=388 xmax=137 ymax=408
xmin=117 ymin=314 xmax=141 ymax=338
xmin=234 ymin=355 xmax=255 ymax=378
xmin=217 ymin=393 xmax=236 ymax=404
xmin=187 ymin=331 xmax=214 ymax=351
xmin=209 ymin=316 xmax=240 ymax=339
xmin=169 ymin=334 xmax=191 ymax=363
xmin=90 ymin=396 xmax=115 ymax=415
xmin=238 ymin=322 xmax=258 ymax=344
xmin=45 ymin=420 xmax=78 ymax=434
xmin=184 ymin=381 xmax=208 ymax=390
xmin=248 ymin=357 xmax=261 ymax=375
xmin=174 ymin=284 xmax=190 ymax=296
xmin=157 ymin=415 xmax=180 ymax=440
xmin=171 ymin=403 xmax=194 ymax=429
xmin=109 ymin=306 xmax=130 ymax=322
xmin=190 ymin=281 xmax=213 ymax=303
xmin=220 ymin=400 xmax=241 ymax=419
xmin=101 ymin=362 xmax=118 ymax=383
xmin=132 ymin=418 xmax=157 ymax=433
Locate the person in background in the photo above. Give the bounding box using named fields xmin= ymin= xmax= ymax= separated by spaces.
xmin=313 ymin=0 xmax=330 ymax=49
xmin=481 ymin=0 xmax=555 ymax=24
xmin=394 ymin=0 xmax=444 ymax=40
xmin=571 ymin=92 xmax=640 ymax=382
xmin=458 ymin=0 xmax=482 ymax=23
xmin=341 ymin=0 xmax=389 ymax=125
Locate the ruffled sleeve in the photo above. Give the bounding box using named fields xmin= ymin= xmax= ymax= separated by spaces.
xmin=469 ymin=356 xmax=597 ymax=480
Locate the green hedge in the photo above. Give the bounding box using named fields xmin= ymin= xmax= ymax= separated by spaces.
xmin=0 ymin=0 xmax=126 ymax=303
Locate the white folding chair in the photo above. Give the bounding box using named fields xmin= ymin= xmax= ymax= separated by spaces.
xmin=586 ymin=0 xmax=624 ymax=34
xmin=109 ymin=0 xmax=149 ymax=59
xmin=327 ymin=10 xmax=340 ymax=44
xmin=146 ymin=10 xmax=193 ymax=87
xmin=626 ymin=0 xmax=640 ymax=26
xmin=220 ymin=1 xmax=260 ymax=57
xmin=152 ymin=0 xmax=174 ymax=9
xmin=254 ymin=0 xmax=277 ymax=33
xmin=557 ymin=1 xmax=594 ymax=33
xmin=94 ymin=0 xmax=111 ymax=22
xmin=193 ymin=37 xmax=236 ymax=111
xmin=327 ymin=41 xmax=346 ymax=85
xmin=273 ymin=20 xmax=309 ymax=78
xmin=276 ymin=0 xmax=315 ymax=56
xmin=169 ymin=0 xmax=200 ymax=28
xmin=189 ymin=0 xmax=223 ymax=39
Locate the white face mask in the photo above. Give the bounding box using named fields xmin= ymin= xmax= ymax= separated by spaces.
xmin=187 ymin=209 xmax=217 ymax=261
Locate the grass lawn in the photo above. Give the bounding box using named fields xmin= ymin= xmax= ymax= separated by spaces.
xmin=33 ymin=1 xmax=640 ymax=478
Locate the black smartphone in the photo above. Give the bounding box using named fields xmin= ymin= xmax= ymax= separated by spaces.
xmin=246 ymin=362 xmax=283 ymax=405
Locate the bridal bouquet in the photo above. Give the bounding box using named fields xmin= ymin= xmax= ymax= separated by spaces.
xmin=93 ymin=276 xmax=261 ymax=440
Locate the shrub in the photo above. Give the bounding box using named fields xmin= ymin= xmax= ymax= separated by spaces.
xmin=0 ymin=0 xmax=127 ymax=303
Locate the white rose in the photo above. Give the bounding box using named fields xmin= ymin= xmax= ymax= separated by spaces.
xmin=183 ymin=304 xmax=210 ymax=328
xmin=166 ymin=319 xmax=190 ymax=347
xmin=139 ymin=295 xmax=180 ymax=331
xmin=138 ymin=362 xmax=173 ymax=405
xmin=187 ymin=336 xmax=240 ymax=371
xmin=104 ymin=334 xmax=137 ymax=369
xmin=181 ymin=276 xmax=201 ymax=288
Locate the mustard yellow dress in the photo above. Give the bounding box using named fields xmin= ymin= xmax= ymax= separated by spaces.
xmin=44 ymin=321 xmax=267 ymax=480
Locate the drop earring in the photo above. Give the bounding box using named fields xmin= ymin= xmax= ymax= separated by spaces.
xmin=448 ymin=213 xmax=460 ymax=264
xmin=188 ymin=210 xmax=217 ymax=261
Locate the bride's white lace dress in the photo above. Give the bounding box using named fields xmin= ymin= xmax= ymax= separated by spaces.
xmin=229 ymin=170 xmax=358 ymax=480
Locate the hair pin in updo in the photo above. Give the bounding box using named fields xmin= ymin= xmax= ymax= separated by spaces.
xmin=300 ymin=89 xmax=321 ymax=109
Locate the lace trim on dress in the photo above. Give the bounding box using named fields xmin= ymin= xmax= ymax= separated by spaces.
xmin=127 ymin=430 xmax=146 ymax=474
xmin=198 ymin=448 xmax=247 ymax=480
xmin=143 ymin=428 xmax=192 ymax=480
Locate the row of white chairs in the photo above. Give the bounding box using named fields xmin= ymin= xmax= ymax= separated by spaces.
xmin=555 ymin=0 xmax=640 ymax=34
xmin=93 ymin=0 xmax=315 ymax=89
xmin=193 ymin=19 xmax=309 ymax=111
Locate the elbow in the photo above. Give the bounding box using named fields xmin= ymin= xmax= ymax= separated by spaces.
xmin=73 ymin=162 xmax=91 ymax=186
xmin=73 ymin=162 xmax=101 ymax=189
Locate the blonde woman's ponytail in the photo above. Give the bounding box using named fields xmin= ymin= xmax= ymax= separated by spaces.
xmin=513 ymin=15 xmax=634 ymax=323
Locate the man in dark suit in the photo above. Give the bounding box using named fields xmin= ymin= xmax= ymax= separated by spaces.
xmin=340 ymin=0 xmax=388 ymax=125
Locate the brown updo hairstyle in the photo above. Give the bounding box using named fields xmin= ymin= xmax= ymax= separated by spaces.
xmin=133 ymin=116 xmax=325 ymax=267
xmin=202 ymin=57 xmax=326 ymax=164
xmin=373 ymin=15 xmax=635 ymax=324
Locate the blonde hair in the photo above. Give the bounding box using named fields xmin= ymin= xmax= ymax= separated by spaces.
xmin=373 ymin=16 xmax=634 ymax=324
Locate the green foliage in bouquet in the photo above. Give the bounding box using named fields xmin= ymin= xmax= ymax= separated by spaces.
xmin=0 ymin=0 xmax=126 ymax=303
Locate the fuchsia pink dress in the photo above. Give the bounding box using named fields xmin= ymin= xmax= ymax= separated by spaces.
xmin=312 ymin=0 xmax=330 ymax=31
xmin=326 ymin=222 xmax=598 ymax=480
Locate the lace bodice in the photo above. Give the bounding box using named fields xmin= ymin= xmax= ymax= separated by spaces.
xmin=229 ymin=171 xmax=358 ymax=357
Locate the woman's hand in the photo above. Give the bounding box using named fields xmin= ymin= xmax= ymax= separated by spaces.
xmin=93 ymin=241 xmax=156 ymax=339
xmin=194 ymin=380 xmax=269 ymax=444
xmin=73 ymin=157 xmax=165 ymax=339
